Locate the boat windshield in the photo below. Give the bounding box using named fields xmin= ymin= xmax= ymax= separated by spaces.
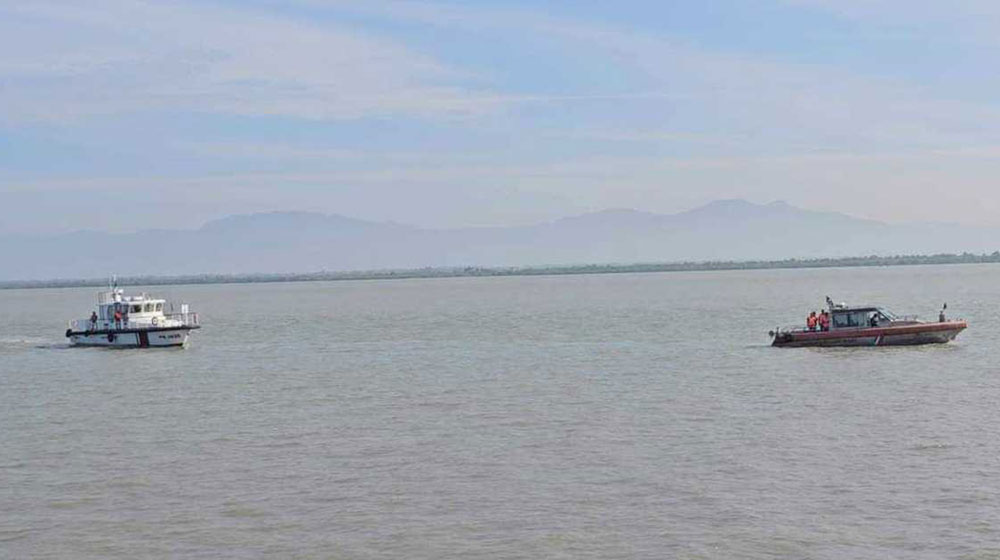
xmin=878 ymin=308 xmax=898 ymax=320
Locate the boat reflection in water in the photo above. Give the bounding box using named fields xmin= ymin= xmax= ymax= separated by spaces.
xmin=770 ymin=297 xmax=966 ymax=348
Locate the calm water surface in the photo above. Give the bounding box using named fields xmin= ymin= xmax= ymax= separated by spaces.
xmin=3 ymin=265 xmax=1000 ymax=559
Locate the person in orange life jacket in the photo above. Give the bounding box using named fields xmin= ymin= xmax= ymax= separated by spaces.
xmin=818 ymin=311 xmax=830 ymax=331
xmin=113 ymin=309 xmax=122 ymax=329
xmin=807 ymin=311 xmax=818 ymax=331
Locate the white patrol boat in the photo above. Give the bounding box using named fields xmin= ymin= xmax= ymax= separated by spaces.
xmin=65 ymin=284 xmax=200 ymax=348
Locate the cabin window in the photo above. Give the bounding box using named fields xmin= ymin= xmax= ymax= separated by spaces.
xmin=144 ymin=303 xmax=153 ymax=312
xmin=155 ymin=303 xmax=163 ymax=312
xmin=833 ymin=312 xmax=868 ymax=328
xmin=131 ymin=304 xmax=142 ymax=313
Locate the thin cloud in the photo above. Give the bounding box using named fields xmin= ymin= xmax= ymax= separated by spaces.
xmin=293 ymin=0 xmax=1000 ymax=152
xmin=0 ymin=1 xmax=504 ymax=122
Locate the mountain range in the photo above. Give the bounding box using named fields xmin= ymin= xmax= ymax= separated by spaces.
xmin=2 ymin=199 xmax=998 ymax=281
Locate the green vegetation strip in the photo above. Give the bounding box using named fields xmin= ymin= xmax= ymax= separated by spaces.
xmin=4 ymin=252 xmax=1000 ymax=289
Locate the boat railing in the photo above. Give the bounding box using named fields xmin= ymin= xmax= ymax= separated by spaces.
xmin=163 ymin=312 xmax=199 ymax=326
xmin=775 ymin=316 xmax=924 ymax=335
xmin=70 ymin=311 xmax=198 ymax=332
xmin=70 ymin=319 xmax=120 ymax=332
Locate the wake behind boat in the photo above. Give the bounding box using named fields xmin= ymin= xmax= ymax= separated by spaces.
xmin=770 ymin=297 xmax=966 ymax=348
xmin=65 ymin=283 xmax=199 ymax=348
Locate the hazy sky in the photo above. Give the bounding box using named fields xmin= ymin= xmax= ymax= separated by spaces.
xmin=3 ymin=0 xmax=1000 ymax=234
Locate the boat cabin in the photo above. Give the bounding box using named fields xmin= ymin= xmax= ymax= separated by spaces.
xmin=829 ymin=306 xmax=897 ymax=329
xmin=89 ymin=287 xmax=179 ymax=329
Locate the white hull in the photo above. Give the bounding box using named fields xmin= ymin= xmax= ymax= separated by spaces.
xmin=68 ymin=327 xmax=194 ymax=348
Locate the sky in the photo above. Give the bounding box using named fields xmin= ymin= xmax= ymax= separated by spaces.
xmin=3 ymin=0 xmax=1000 ymax=234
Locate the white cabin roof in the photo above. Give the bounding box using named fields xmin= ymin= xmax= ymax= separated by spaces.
xmin=98 ymin=288 xmax=166 ymax=305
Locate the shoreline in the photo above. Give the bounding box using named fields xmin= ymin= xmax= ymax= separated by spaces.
xmin=3 ymin=252 xmax=999 ymax=290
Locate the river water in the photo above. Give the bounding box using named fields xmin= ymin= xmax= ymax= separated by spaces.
xmin=3 ymin=264 xmax=1000 ymax=559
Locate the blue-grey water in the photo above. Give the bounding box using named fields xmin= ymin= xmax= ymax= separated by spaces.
xmin=3 ymin=265 xmax=1000 ymax=559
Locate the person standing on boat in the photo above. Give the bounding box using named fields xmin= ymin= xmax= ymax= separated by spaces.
xmin=807 ymin=311 xmax=818 ymax=331
xmin=818 ymin=311 xmax=830 ymax=331
xmin=89 ymin=311 xmax=98 ymax=331
xmin=113 ymin=307 xmax=122 ymax=330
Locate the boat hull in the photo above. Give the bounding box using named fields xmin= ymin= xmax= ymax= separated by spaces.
xmin=67 ymin=326 xmax=198 ymax=348
xmin=772 ymin=321 xmax=966 ymax=348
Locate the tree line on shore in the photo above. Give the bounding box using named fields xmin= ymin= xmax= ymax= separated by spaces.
xmin=4 ymin=251 xmax=1000 ymax=290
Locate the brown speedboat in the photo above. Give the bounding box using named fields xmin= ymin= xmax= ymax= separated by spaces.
xmin=770 ymin=298 xmax=966 ymax=348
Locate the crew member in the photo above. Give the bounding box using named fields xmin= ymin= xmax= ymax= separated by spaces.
xmin=807 ymin=311 xmax=818 ymax=331
xmin=818 ymin=311 xmax=830 ymax=331
xmin=113 ymin=309 xmax=122 ymax=329
xmin=89 ymin=311 xmax=98 ymax=330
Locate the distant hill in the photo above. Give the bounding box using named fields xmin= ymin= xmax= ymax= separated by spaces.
xmin=1 ymin=200 xmax=998 ymax=281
